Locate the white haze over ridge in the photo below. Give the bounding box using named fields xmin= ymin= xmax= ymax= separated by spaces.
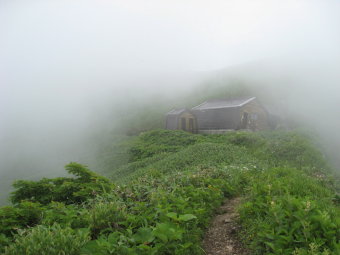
xmin=1 ymin=0 xmax=340 ymax=204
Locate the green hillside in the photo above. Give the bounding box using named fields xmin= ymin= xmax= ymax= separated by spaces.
xmin=1 ymin=130 xmax=339 ymax=254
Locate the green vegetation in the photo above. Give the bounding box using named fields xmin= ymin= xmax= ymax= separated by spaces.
xmin=1 ymin=130 xmax=339 ymax=254
xmin=239 ymin=167 xmax=339 ymax=254
xmin=10 ymin=162 xmax=113 ymax=205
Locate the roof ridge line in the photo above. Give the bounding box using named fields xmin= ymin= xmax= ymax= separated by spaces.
xmin=192 ymin=97 xmax=256 ymax=110
xmin=192 ymin=101 xmax=208 ymax=110
xmin=237 ymin=97 xmax=256 ymax=107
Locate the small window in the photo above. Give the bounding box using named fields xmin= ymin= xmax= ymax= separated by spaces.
xmin=251 ymin=113 xmax=258 ymax=120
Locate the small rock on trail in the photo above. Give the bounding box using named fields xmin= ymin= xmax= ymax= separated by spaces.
xmin=202 ymin=197 xmax=249 ymax=255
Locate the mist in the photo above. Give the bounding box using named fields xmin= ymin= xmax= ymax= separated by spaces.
xmin=1 ymin=0 xmax=340 ymax=204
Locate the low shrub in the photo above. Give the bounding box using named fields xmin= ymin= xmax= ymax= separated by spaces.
xmin=127 ymin=129 xmax=198 ymax=162
xmin=0 ymin=201 xmax=42 ymax=237
xmin=10 ymin=162 xmax=113 ymax=205
xmin=88 ymin=199 xmax=127 ymax=238
xmin=3 ymin=224 xmax=90 ymax=255
xmin=41 ymin=202 xmax=89 ymax=229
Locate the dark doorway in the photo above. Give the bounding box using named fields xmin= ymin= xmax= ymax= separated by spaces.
xmin=181 ymin=118 xmax=186 ymax=131
xmin=188 ymin=118 xmax=194 ymax=132
xmin=241 ymin=112 xmax=248 ymax=129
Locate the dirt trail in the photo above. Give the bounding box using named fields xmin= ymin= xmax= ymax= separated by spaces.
xmin=202 ymin=197 xmax=249 ymax=255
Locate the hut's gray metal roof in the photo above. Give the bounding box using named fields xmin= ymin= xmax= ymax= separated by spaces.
xmin=192 ymin=97 xmax=256 ymax=110
xmin=166 ymin=108 xmax=188 ymax=115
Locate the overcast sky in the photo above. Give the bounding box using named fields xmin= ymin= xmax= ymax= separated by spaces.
xmin=1 ymin=0 xmax=339 ymax=76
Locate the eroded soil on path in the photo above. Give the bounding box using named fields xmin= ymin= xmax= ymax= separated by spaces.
xmin=202 ymin=197 xmax=249 ymax=255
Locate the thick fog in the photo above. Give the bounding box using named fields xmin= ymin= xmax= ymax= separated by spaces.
xmin=1 ymin=0 xmax=340 ymax=204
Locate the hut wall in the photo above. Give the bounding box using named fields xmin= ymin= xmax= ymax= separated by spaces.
xmin=165 ymin=115 xmax=179 ymax=130
xmin=240 ymin=100 xmax=269 ymax=130
xmin=193 ymin=108 xmax=240 ymax=130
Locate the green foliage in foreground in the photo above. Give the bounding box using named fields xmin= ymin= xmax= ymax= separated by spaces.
xmin=1 ymin=130 xmax=339 ymax=254
xmin=0 ymin=162 xmax=114 ymax=249
xmin=239 ymin=168 xmax=339 ymax=254
xmin=3 ymin=224 xmax=90 ymax=255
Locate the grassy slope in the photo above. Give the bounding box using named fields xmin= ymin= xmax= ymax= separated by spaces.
xmin=1 ymin=130 xmax=339 ymax=255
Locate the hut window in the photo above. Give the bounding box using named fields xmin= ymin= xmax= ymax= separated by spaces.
xmin=251 ymin=113 xmax=258 ymax=120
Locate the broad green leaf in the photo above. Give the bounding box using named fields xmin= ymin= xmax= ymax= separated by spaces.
xmin=166 ymin=212 xmax=178 ymax=221
xmin=133 ymin=227 xmax=155 ymax=243
xmin=153 ymin=222 xmax=183 ymax=242
xmin=81 ymin=240 xmax=105 ymax=255
xmin=178 ymin=214 xmax=197 ymax=222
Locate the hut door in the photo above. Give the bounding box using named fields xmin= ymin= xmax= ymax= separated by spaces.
xmin=188 ymin=118 xmax=194 ymax=132
xmin=189 ymin=118 xmax=194 ymax=132
xmin=181 ymin=118 xmax=186 ymax=131
xmin=241 ymin=112 xmax=249 ymax=129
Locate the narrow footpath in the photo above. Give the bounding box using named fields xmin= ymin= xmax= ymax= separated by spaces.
xmin=202 ymin=197 xmax=249 ymax=255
